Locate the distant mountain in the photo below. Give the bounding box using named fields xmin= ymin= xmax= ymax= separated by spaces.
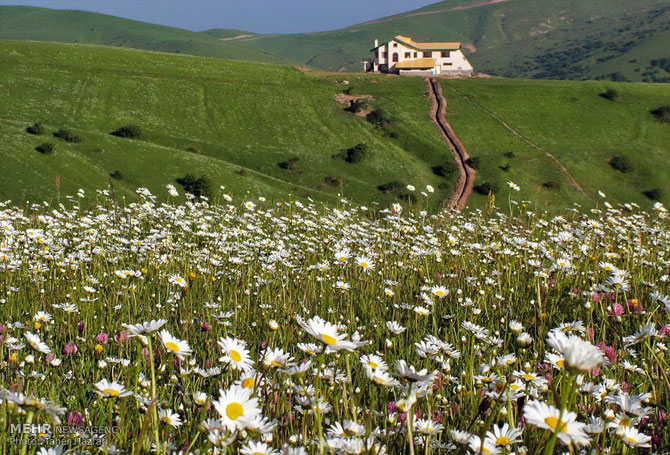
xmin=238 ymin=0 xmax=670 ymax=82
xmin=2 ymin=1 xmax=670 ymax=82
xmin=0 ymin=6 xmax=288 ymax=64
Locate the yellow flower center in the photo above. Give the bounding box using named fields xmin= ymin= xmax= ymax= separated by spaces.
xmin=242 ymin=378 xmax=255 ymax=389
xmin=435 ymin=291 xmax=444 ymax=297
xmin=523 ymin=374 xmax=535 ymax=381
xmin=625 ymin=437 xmax=637 ymax=444
xmin=360 ymin=262 xmax=368 ymax=268
xmin=544 ymin=417 xmax=566 ymax=432
xmin=496 ymin=436 xmax=510 ymax=446
xmin=226 ymin=402 xmax=244 ymax=420
xmin=556 ymin=360 xmax=564 ymax=367
xmin=165 ymin=341 xmax=180 ymax=352
xmin=271 ymin=360 xmax=283 ymax=367
xmin=322 ymin=334 xmax=337 ymax=345
xmin=103 ymin=388 xmax=120 ymax=397
xmin=230 ymin=350 xmax=242 ymax=362
xmin=368 ymin=361 xmax=378 ymax=369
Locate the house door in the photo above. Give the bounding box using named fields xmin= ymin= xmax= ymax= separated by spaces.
xmin=392 ymin=53 xmax=399 ymax=63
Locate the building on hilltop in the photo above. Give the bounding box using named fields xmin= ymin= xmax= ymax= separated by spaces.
xmin=363 ymin=35 xmax=473 ymax=77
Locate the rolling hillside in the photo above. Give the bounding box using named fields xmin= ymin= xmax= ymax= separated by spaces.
xmin=2 ymin=1 xmax=670 ymax=82
xmin=239 ymin=0 xmax=670 ymax=82
xmin=0 ymin=40 xmax=456 ymax=208
xmin=0 ymin=6 xmax=285 ymax=64
xmin=1 ymin=41 xmax=669 ymax=212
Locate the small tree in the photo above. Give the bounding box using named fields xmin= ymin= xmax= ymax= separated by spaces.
xmin=111 ymin=124 xmax=142 ymax=139
xmin=432 ymin=162 xmax=457 ymax=177
xmin=53 ymin=129 xmax=82 ymax=143
xmin=345 ymin=143 xmax=367 ymax=163
xmin=26 ymin=122 xmax=45 ymax=135
xmin=610 ymin=155 xmax=633 ymax=173
xmin=474 ymin=182 xmax=498 ymax=195
xmin=643 ymin=188 xmax=663 ymax=200
xmin=176 ymin=174 xmax=211 ymax=199
xmin=599 ymin=89 xmax=619 ymax=101
xmin=651 ymin=106 xmax=670 ymax=123
xmin=35 ymin=143 xmax=54 ymax=154
xmin=466 ymin=156 xmax=481 ymax=170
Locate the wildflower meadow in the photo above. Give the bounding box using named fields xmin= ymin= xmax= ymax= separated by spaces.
xmin=0 ymin=185 xmax=668 ymax=454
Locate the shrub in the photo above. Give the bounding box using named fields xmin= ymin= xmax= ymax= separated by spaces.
xmin=643 ymin=188 xmax=663 ymax=200
xmin=503 ymin=151 xmax=515 ymax=158
xmin=366 ymin=109 xmax=391 ymax=128
xmin=324 ymin=176 xmax=339 ymax=187
xmin=237 ymin=168 xmax=246 ymax=176
xmin=543 ymin=181 xmax=561 ymax=189
xmin=609 ymin=155 xmax=633 ymax=173
xmin=345 ymin=99 xmax=367 ymax=114
xmin=109 ymin=170 xmax=123 ymax=180
xmin=651 ymin=106 xmax=670 ymax=123
xmin=377 ymin=181 xmax=406 ymax=195
xmin=185 ymin=146 xmax=200 ymax=154
xmin=26 ymin=122 xmax=45 ymax=135
xmin=599 ymin=89 xmax=619 ymax=101
xmin=35 ymin=143 xmax=54 ymax=154
xmin=345 ymin=143 xmax=367 ymax=163
xmin=53 ymin=129 xmax=82 ymax=143
xmin=278 ymin=157 xmax=300 ymax=170
xmin=474 ymin=182 xmax=498 ymax=195
xmin=111 ymin=124 xmax=142 ymax=139
xmin=499 ymin=163 xmax=511 ymax=172
xmin=432 ymin=161 xmax=457 ymax=177
xmin=466 ymin=156 xmax=481 ymax=170
xmin=176 ymin=174 xmax=211 ymax=199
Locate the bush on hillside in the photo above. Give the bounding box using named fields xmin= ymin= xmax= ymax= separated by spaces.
xmin=345 ymin=99 xmax=367 ymax=114
xmin=176 ymin=174 xmax=211 ymax=199
xmin=35 ymin=143 xmax=54 ymax=154
xmin=609 ymin=155 xmax=633 ymax=173
xmin=109 ymin=170 xmax=123 ymax=180
xmin=432 ymin=161 xmax=458 ymax=177
xmin=543 ymin=180 xmax=561 ymax=190
xmin=643 ymin=188 xmax=663 ymax=200
xmin=185 ymin=146 xmax=200 ymax=154
xmin=278 ymin=157 xmax=300 ymax=170
xmin=474 ymin=181 xmax=499 ymax=195
xmin=466 ymin=156 xmax=481 ymax=170
xmin=366 ymin=109 xmax=391 ymax=128
xmin=377 ymin=181 xmax=406 ymax=195
xmin=26 ymin=122 xmax=45 ymax=135
xmin=503 ymin=151 xmax=516 ymax=158
xmin=344 ymin=143 xmax=367 ymax=163
xmin=651 ymin=106 xmax=670 ymax=123
xmin=53 ymin=129 xmax=82 ymax=143
xmin=111 ymin=124 xmax=142 ymax=139
xmin=599 ymin=89 xmax=620 ymax=101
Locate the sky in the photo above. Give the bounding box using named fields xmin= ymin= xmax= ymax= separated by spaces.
xmin=0 ymin=0 xmax=442 ymax=33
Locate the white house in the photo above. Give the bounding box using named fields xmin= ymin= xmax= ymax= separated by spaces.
xmin=365 ymin=35 xmax=473 ymax=76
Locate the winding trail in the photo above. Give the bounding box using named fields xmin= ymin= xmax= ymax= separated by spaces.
xmin=426 ymin=77 xmax=475 ymax=210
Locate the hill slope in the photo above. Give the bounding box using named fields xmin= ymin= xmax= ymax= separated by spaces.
xmin=1 ymin=41 xmax=669 ymax=211
xmin=238 ymin=0 xmax=670 ymax=82
xmin=0 ymin=6 xmax=285 ymax=64
xmin=0 ymin=40 xmax=455 ymax=207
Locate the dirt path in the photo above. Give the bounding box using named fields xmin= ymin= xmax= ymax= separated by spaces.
xmin=426 ymin=78 xmax=475 ymax=210
xmin=442 ymin=82 xmax=593 ymax=201
xmin=364 ymin=0 xmax=511 ymax=25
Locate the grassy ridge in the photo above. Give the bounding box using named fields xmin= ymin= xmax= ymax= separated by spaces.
xmin=0 ymin=6 xmax=285 ymax=64
xmin=440 ymin=77 xmax=670 ymax=208
xmin=0 ymin=40 xmax=454 ymax=207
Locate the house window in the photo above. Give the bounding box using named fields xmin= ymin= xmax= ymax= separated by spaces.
xmin=443 ymin=62 xmax=453 ymax=65
xmin=423 ymin=51 xmax=432 ymax=57
xmin=392 ymin=53 xmax=399 ymax=62
xmin=375 ymin=51 xmax=379 ymax=58
xmin=404 ymin=52 xmax=411 ymax=58
xmin=393 ymin=43 xmax=398 ymax=47
xmin=441 ymin=51 xmax=450 ymax=58
xmin=383 ymin=52 xmax=388 ymax=59
xmin=414 ymin=52 xmax=418 ymax=58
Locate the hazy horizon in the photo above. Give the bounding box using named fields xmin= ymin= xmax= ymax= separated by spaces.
xmin=0 ymin=0 xmax=442 ymax=33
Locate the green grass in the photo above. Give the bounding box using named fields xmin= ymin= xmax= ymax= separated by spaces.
xmin=0 ymin=40 xmax=454 ymax=208
xmin=440 ymin=77 xmax=670 ymax=208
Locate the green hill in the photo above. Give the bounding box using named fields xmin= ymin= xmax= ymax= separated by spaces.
xmin=2 ymin=1 xmax=670 ymax=82
xmin=1 ymin=40 xmax=669 ymax=211
xmin=0 ymin=40 xmax=456 ymax=208
xmin=239 ymin=0 xmax=670 ymax=82
xmin=0 ymin=6 xmax=286 ymax=64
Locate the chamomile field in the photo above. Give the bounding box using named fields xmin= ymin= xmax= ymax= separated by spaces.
xmin=0 ymin=186 xmax=668 ymax=454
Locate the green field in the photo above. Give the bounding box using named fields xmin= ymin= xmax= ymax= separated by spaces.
xmin=3 ymin=0 xmax=670 ymax=82
xmin=1 ymin=40 xmax=669 ymax=211
xmin=0 ymin=40 xmax=455 ymax=208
